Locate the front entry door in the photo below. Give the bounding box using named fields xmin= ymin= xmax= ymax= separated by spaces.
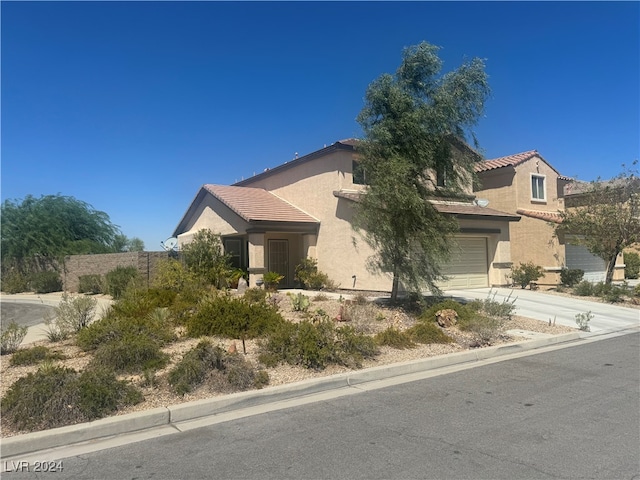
xmin=268 ymin=240 xmax=289 ymax=286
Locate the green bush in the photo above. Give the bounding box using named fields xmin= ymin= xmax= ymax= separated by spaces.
xmin=224 ymin=354 xmax=270 ymax=391
xmin=78 ymin=274 xmax=104 ymax=294
xmin=90 ymin=334 xmax=169 ymax=373
xmin=374 ymin=327 xmax=416 ymax=349
xmin=1 ymin=270 xmax=30 ymax=293
xmin=9 ymin=345 xmax=66 ymax=366
xmin=560 ymin=268 xmax=584 ymax=287
xmin=458 ymin=314 xmax=505 ymax=346
xmin=1 ymin=321 xmax=28 ymax=355
xmin=294 ymin=258 xmax=336 ymax=290
xmin=263 ymin=271 xmax=284 ymax=291
xmin=635 ymin=284 xmax=640 ymax=297
xmin=510 ymin=262 xmax=545 ymax=289
xmin=466 ymin=290 xmax=516 ymax=320
xmin=420 ymin=300 xmax=474 ymax=324
xmin=244 ymin=287 xmax=268 ymax=304
xmin=575 ymin=311 xmax=594 ymax=332
xmin=624 ymin=252 xmax=640 ymax=279
xmin=45 ymin=293 xmax=98 ymax=338
xmin=186 ymin=293 xmax=284 ymax=353
xmin=1 ymin=365 xmax=142 ymax=432
xmin=406 ymin=322 xmax=454 ymax=344
xmin=261 ymin=319 xmax=378 ymax=371
xmin=592 ymin=282 xmax=626 ymax=303
xmin=29 ymin=270 xmax=62 ymax=293
xmin=180 ymin=230 xmax=232 ymax=288
xmin=168 ymin=340 xmax=224 ymax=396
xmin=289 ymin=292 xmax=310 ymax=312
xmin=105 ymin=266 xmax=139 ymax=299
xmin=573 ymin=280 xmax=594 ymax=296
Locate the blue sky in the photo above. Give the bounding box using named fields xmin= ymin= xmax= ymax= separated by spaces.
xmin=2 ymin=1 xmax=639 ymax=251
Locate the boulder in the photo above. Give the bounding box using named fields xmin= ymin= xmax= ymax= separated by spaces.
xmin=435 ymin=309 xmax=458 ymax=328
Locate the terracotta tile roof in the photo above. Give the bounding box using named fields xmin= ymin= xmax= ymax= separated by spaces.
xmin=516 ymin=208 xmax=563 ymax=224
xmin=474 ymin=150 xmax=539 ymax=173
xmin=204 ymin=185 xmax=319 ymax=223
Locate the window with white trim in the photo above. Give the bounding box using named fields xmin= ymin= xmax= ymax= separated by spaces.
xmin=531 ymin=174 xmax=546 ymax=201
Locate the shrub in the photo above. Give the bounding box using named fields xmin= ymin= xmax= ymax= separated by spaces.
xmin=186 ymin=293 xmax=284 ymax=353
xmin=224 ymin=354 xmax=270 ymax=391
xmin=261 ymin=319 xmax=378 ymax=370
xmin=510 ymin=262 xmax=545 ymax=289
xmin=78 ymin=274 xmax=104 ymax=294
xmin=575 ymin=311 xmax=594 ymax=332
xmin=1 ymin=270 xmax=29 ymax=294
xmin=420 ymin=300 xmax=474 ymax=324
xmin=592 ymin=282 xmax=626 ymax=303
xmin=45 ymin=293 xmax=98 ymax=337
xmin=90 ymin=334 xmax=169 ymax=373
xmin=468 ymin=290 xmax=517 ymax=320
xmin=573 ymin=280 xmax=594 ymax=296
xmin=168 ymin=340 xmax=224 ymax=395
xmin=560 ymin=268 xmax=584 ymax=287
xmin=105 ymin=266 xmax=139 ymax=299
xmin=152 ymin=258 xmax=198 ymax=291
xmin=458 ymin=314 xmax=505 ymax=346
xmin=9 ymin=345 xmax=66 ymax=366
xmin=374 ymin=327 xmax=416 ymax=349
xmin=263 ymin=271 xmax=284 ymax=291
xmin=244 ymin=287 xmax=267 ymax=304
xmin=635 ymin=284 xmax=640 ymax=297
xmin=406 ymin=322 xmax=454 ymax=344
xmin=1 ymin=365 xmax=142 ymax=431
xmin=29 ymin=270 xmax=62 ymax=293
xmin=76 ymin=304 xmax=176 ymax=352
xmin=624 ymin=252 xmax=640 ymax=279
xmin=1 ymin=321 xmax=28 ymax=355
xmin=180 ymin=230 xmax=232 ymax=288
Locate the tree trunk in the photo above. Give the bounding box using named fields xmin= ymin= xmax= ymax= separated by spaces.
xmin=391 ymin=268 xmax=400 ymax=302
xmin=605 ymin=250 xmax=620 ymax=285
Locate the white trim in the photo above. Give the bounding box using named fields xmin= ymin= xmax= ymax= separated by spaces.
xmin=530 ymin=173 xmax=547 ymax=201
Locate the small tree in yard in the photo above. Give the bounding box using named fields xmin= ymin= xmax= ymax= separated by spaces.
xmin=510 ymin=262 xmax=545 ymax=289
xmin=353 ymin=41 xmax=490 ymax=301
xmin=180 ymin=229 xmax=232 ymax=288
xmin=558 ymin=164 xmax=640 ymax=285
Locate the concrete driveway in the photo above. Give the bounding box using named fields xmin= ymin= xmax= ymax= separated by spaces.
xmin=445 ymin=287 xmax=640 ymax=333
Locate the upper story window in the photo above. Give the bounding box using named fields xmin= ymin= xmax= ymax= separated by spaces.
xmin=353 ymin=160 xmax=368 ymax=185
xmin=531 ymin=174 xmax=546 ymax=201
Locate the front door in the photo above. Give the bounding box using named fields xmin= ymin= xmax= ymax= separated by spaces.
xmin=268 ymin=239 xmax=289 ymax=287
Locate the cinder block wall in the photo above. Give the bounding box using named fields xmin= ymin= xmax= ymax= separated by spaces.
xmin=63 ymin=252 xmax=170 ymax=292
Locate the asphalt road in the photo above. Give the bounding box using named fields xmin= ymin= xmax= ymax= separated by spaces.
xmin=0 ymin=302 xmax=54 ymax=328
xmin=5 ymin=332 xmax=638 ymax=480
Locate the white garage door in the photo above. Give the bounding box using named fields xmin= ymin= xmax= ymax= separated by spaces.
xmin=565 ymin=243 xmax=607 ymax=283
xmin=438 ymin=237 xmax=489 ymax=289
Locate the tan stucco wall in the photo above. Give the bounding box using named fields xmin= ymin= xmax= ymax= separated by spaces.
xmin=177 ymin=193 xmax=250 ymax=244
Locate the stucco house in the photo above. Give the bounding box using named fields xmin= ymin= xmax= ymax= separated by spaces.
xmin=474 ymin=150 xmax=624 ymax=284
xmin=174 ymin=140 xmax=522 ymax=292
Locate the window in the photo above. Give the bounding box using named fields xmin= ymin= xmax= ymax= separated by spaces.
xmin=353 ymin=160 xmax=367 ymax=185
xmin=531 ymin=174 xmax=546 ymax=201
xmin=223 ymin=237 xmax=246 ymax=270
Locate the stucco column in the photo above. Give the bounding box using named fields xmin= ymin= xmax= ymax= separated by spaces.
xmin=247 ymin=233 xmax=266 ymax=288
xmin=302 ymin=233 xmax=318 ymax=259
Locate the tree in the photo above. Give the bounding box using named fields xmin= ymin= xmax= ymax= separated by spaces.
xmin=353 ymin=42 xmax=490 ymax=301
xmin=1 ymin=194 xmax=120 ymax=272
xmin=180 ymin=229 xmax=232 ymax=288
xmin=127 ymin=237 xmax=145 ymax=252
xmin=111 ymin=235 xmax=145 ymax=252
xmin=558 ymin=165 xmax=640 ymax=284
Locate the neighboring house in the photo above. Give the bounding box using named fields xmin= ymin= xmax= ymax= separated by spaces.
xmin=173 ymin=140 xmax=520 ymax=292
xmin=474 ymin=150 xmax=624 ymax=284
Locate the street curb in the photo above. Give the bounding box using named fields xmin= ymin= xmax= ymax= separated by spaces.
xmin=1 ymin=332 xmax=582 ymax=459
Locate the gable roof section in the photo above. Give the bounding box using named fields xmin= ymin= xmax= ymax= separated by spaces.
xmin=173 ymin=184 xmax=319 ymax=237
xmin=203 ymin=185 xmax=318 ymax=223
xmin=475 ymin=150 xmax=570 ymax=180
xmin=234 ymin=140 xmax=356 ymax=187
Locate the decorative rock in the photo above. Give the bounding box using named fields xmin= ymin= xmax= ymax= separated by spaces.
xmin=435 ymin=309 xmax=458 ymax=328
xmin=228 ymin=341 xmax=237 ymax=354
xmin=237 ymin=277 xmax=248 ymax=294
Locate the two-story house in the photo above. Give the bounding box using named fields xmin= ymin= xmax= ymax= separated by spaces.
xmin=173 ymin=140 xmax=520 ymax=292
xmin=474 ymin=150 xmax=624 ymax=284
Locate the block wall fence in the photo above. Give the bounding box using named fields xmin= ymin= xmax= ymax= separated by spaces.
xmin=63 ymin=252 xmax=170 ymax=292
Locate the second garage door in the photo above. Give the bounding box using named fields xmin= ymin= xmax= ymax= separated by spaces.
xmin=438 ymin=237 xmax=489 ymax=289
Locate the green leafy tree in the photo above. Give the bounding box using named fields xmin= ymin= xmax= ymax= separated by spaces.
xmin=1 ymin=194 xmax=120 ymax=273
xmin=353 ymin=42 xmax=490 ymax=300
xmin=558 ymin=165 xmax=640 ymax=284
xmin=111 ymin=234 xmax=145 ymax=252
xmin=180 ymin=229 xmax=232 ymax=288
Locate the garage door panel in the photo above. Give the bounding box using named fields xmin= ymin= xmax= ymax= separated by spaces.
xmin=438 ymin=237 xmax=489 ymax=289
xmin=565 ymin=243 xmax=606 ymax=283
